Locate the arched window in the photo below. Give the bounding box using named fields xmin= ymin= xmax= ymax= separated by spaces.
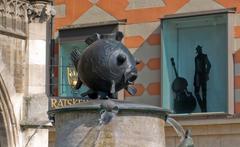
xmin=0 ymin=74 xmax=18 ymax=147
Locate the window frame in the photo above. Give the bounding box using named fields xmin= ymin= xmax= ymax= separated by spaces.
xmin=160 ymin=8 xmax=236 ymax=115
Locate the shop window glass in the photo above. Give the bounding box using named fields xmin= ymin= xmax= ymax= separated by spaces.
xmin=161 ymin=14 xmax=228 ymax=113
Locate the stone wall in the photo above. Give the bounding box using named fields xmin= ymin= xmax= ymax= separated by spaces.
xmin=0 ymin=35 xmax=26 ymax=93
xmin=0 ymin=1 xmax=28 ymax=146
xmin=166 ymin=121 xmax=240 ymax=147
xmin=0 ymin=0 xmax=27 ymax=93
xmin=0 ymin=0 xmax=53 ymax=147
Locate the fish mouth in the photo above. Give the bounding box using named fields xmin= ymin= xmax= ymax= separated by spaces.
xmin=127 ymin=72 xmax=137 ymax=84
xmin=124 ymin=68 xmax=138 ymax=85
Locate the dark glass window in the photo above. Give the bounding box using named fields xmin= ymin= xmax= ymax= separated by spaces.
xmin=161 ymin=14 xmax=228 ymax=113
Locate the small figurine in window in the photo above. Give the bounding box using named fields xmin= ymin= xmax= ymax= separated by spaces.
xmin=194 ymin=45 xmax=211 ymax=112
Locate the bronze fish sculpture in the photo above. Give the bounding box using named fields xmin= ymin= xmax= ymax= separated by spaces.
xmin=71 ymin=32 xmax=139 ymax=99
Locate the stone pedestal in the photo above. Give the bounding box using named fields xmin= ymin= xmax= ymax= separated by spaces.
xmin=48 ymin=100 xmax=170 ymax=147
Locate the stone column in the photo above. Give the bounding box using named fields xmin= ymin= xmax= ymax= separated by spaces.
xmin=23 ymin=1 xmax=54 ymax=147
xmin=27 ymin=22 xmax=47 ymax=94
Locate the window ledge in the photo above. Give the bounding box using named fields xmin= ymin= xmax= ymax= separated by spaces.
xmin=20 ymin=120 xmax=53 ymax=130
xmin=169 ymin=112 xmax=226 ymax=118
xmin=167 ymin=112 xmax=240 ymax=126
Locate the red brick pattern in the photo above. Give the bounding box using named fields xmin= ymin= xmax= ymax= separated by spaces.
xmin=235 ymin=102 xmax=240 ymax=113
xmin=147 ymin=58 xmax=161 ymax=70
xmin=147 ymin=82 xmax=161 ymax=96
xmin=235 ymin=75 xmax=240 ymax=89
xmin=97 ymin=0 xmax=190 ymax=24
xmin=234 ymin=49 xmax=240 ymax=64
xmin=124 ymin=36 xmax=144 ymax=48
xmin=55 ymin=0 xmax=65 ymax=5
xmin=54 ymin=0 xmax=93 ymax=32
xmin=147 ymin=34 xmax=161 ymax=45
xmin=54 ymin=0 xmax=189 ymax=32
xmin=235 ymin=26 xmax=240 ymax=38
xmin=136 ymin=60 xmax=145 ymax=72
xmin=54 ymin=0 xmax=240 ymax=110
xmin=215 ymin=0 xmax=240 ymax=13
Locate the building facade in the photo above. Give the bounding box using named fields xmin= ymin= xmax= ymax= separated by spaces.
xmin=51 ymin=0 xmax=240 ymax=147
xmin=0 ymin=0 xmax=53 ymax=147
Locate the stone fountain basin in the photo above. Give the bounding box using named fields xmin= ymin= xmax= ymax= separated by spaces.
xmin=48 ymin=100 xmax=171 ymax=147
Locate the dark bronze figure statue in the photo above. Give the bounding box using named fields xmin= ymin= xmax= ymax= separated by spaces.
xmin=194 ymin=45 xmax=211 ymax=112
xmin=71 ymin=31 xmax=139 ymax=99
xmin=170 ymin=58 xmax=196 ymax=113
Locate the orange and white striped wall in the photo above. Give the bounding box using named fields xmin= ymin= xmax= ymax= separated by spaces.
xmin=53 ymin=0 xmax=240 ymax=110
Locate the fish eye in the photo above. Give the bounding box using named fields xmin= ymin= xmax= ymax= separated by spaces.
xmin=117 ymin=54 xmax=126 ymax=65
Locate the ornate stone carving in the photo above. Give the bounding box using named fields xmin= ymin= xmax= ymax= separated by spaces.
xmin=16 ymin=3 xmax=27 ymax=33
xmin=0 ymin=0 xmax=4 ymax=27
xmin=0 ymin=0 xmax=4 ymax=11
xmin=27 ymin=1 xmax=55 ymax=23
xmin=6 ymin=2 xmax=15 ymax=29
xmin=0 ymin=0 xmax=53 ymax=31
xmin=0 ymin=0 xmax=28 ymax=33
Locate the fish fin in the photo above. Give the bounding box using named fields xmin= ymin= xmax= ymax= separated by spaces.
xmin=115 ymin=31 xmax=124 ymax=41
xmin=108 ymin=93 xmax=117 ymax=99
xmin=112 ymin=93 xmax=117 ymax=99
xmin=135 ymin=57 xmax=141 ymax=65
xmin=74 ymin=78 xmax=82 ymax=89
xmin=110 ymin=80 xmax=115 ymax=94
xmin=71 ymin=48 xmax=82 ymax=69
xmin=100 ymin=31 xmax=124 ymax=41
xmin=81 ymin=89 xmax=90 ymax=97
xmin=85 ymin=33 xmax=102 ymax=45
xmin=81 ymin=89 xmax=99 ymax=99
xmin=126 ymin=86 xmax=137 ymax=96
xmin=87 ymin=92 xmax=99 ymax=99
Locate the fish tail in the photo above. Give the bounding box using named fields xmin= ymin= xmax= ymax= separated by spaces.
xmin=71 ymin=48 xmax=81 ymax=69
xmin=85 ymin=33 xmax=102 ymax=45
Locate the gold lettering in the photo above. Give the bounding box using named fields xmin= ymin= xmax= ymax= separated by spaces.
xmin=50 ymin=98 xmax=90 ymax=109
xmin=63 ymin=99 xmax=67 ymax=106
xmin=51 ymin=99 xmax=58 ymax=109
xmin=73 ymin=99 xmax=78 ymax=105
xmin=67 ymin=99 xmax=73 ymax=105
xmin=57 ymin=99 xmax=64 ymax=108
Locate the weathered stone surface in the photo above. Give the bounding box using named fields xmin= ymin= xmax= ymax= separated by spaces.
xmin=55 ymin=112 xmax=166 ymax=147
xmin=23 ymin=94 xmax=49 ymax=123
xmin=0 ymin=0 xmax=52 ymax=147
xmin=165 ymin=123 xmax=240 ymax=147
xmin=51 ymin=101 xmax=169 ymax=147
